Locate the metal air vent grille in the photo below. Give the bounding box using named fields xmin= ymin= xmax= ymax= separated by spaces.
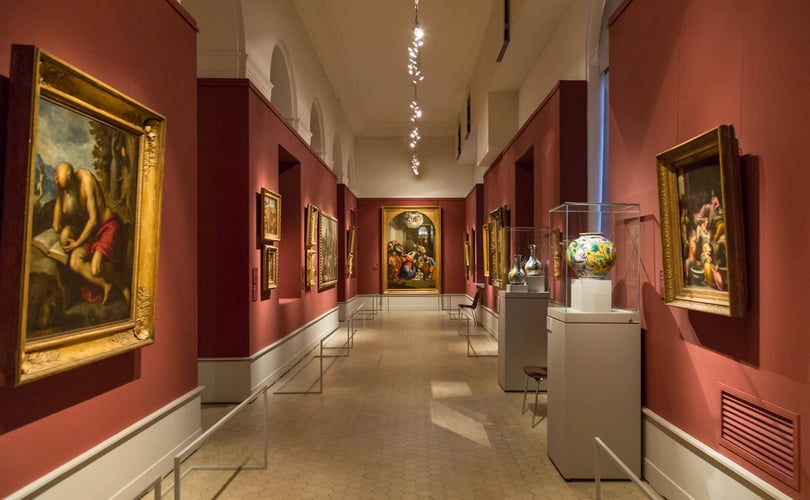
xmin=720 ymin=386 xmax=799 ymax=490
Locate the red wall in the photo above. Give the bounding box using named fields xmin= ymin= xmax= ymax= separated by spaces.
xmin=197 ymin=80 xmax=338 ymax=358
xmin=479 ymin=81 xmax=587 ymax=311
xmin=0 ymin=1 xmax=199 ymax=495
xmin=610 ymin=0 xmax=810 ymax=495
xmin=356 ymin=198 xmax=466 ymax=294
xmin=338 ymin=184 xmax=359 ymax=302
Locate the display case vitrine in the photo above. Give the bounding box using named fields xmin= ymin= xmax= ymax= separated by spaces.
xmin=497 ymin=227 xmax=550 ymax=391
xmin=546 ymin=202 xmax=641 ymax=479
xmin=500 ymin=226 xmax=550 ymax=292
xmin=548 ymin=202 xmax=640 ymax=316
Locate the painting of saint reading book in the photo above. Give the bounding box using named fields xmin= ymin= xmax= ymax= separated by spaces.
xmin=26 ymin=97 xmax=137 ymax=340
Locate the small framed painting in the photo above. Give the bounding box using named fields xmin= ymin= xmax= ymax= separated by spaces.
xmin=262 ymin=244 xmax=278 ymax=292
xmin=261 ymin=188 xmax=281 ymax=242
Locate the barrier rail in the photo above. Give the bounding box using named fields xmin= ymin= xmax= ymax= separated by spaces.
xmin=160 ymin=386 xmax=270 ymax=499
xmin=274 ymin=304 xmax=368 ymax=395
xmin=594 ymin=437 xmax=662 ymax=499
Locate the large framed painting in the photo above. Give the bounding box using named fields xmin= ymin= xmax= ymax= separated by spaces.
xmin=657 ymin=124 xmax=747 ymax=317
xmin=482 ymin=223 xmax=490 ymax=277
xmin=0 ymin=45 xmax=166 ymax=385
xmin=318 ymin=211 xmax=338 ymax=290
xmin=260 ymin=188 xmax=281 ymax=242
xmin=261 ymin=244 xmax=278 ymax=292
xmin=487 ymin=206 xmax=509 ymax=288
xmin=381 ymin=206 xmax=441 ymax=294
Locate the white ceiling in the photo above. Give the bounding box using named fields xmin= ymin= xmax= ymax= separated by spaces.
xmin=294 ymin=0 xmax=496 ymax=138
xmin=293 ymin=0 xmax=574 ymax=139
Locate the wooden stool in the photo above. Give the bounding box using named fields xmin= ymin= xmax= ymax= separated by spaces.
xmin=522 ymin=365 xmax=548 ymax=428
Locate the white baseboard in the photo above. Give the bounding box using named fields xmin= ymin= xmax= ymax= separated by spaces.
xmin=337 ymin=295 xmax=361 ymax=321
xmin=643 ymin=408 xmax=791 ymax=500
xmin=198 ymin=307 xmax=340 ymax=403
xmin=479 ymin=304 xmax=498 ymax=337
xmin=9 ymin=388 xmax=203 ymax=500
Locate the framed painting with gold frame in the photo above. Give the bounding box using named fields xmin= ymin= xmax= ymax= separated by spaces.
xmin=482 ymin=223 xmax=490 ymax=277
xmin=306 ymin=249 xmax=317 ymax=287
xmin=318 ymin=211 xmax=338 ymax=290
xmin=381 ymin=206 xmax=441 ymax=294
xmin=261 ymin=188 xmax=281 ymax=242
xmin=657 ymin=124 xmax=746 ymax=317
xmin=487 ymin=205 xmax=509 ymax=288
xmin=306 ymin=203 xmax=319 ymax=249
xmin=346 ymin=225 xmax=356 ymax=278
xmin=261 ymin=245 xmax=278 ymax=291
xmin=0 ymin=45 xmax=166 ymax=385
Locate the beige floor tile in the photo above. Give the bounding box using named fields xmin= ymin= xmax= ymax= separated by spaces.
xmin=171 ymin=310 xmax=651 ymax=499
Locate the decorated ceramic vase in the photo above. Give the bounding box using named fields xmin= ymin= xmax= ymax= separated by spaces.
xmin=566 ymin=232 xmax=616 ymax=279
xmin=507 ymin=254 xmax=527 ymax=284
xmin=524 ymin=244 xmax=542 ymax=276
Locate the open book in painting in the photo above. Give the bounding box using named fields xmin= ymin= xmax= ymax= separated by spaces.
xmin=32 ymin=228 xmax=69 ymax=265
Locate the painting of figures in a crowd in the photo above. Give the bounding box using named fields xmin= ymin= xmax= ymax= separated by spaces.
xmin=381 ymin=206 xmax=442 ymax=293
xmin=0 ymin=45 xmax=165 ymax=384
xmin=657 ymin=124 xmax=746 ymax=318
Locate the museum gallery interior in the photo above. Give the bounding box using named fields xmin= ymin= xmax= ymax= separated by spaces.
xmin=0 ymin=0 xmax=808 ymax=498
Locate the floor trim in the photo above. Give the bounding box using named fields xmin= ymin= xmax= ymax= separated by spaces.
xmin=643 ymin=408 xmax=792 ymax=500
xmin=9 ymin=387 xmax=203 ymax=500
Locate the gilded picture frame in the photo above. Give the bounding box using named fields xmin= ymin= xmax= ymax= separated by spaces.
xmin=482 ymin=223 xmax=490 ymax=277
xmin=306 ymin=203 xmax=319 ymax=249
xmin=488 ymin=206 xmax=509 ymax=288
xmin=346 ymin=225 xmax=356 ymax=278
xmin=381 ymin=206 xmax=441 ymax=294
xmin=262 ymin=244 xmax=278 ymax=291
xmin=463 ymin=231 xmax=471 ymax=279
xmin=657 ymin=124 xmax=747 ymax=317
xmin=0 ymin=45 xmax=166 ymax=385
xmin=318 ymin=211 xmax=338 ymax=290
xmin=261 ymin=188 xmax=281 ymax=242
xmin=306 ymin=249 xmax=317 ymax=287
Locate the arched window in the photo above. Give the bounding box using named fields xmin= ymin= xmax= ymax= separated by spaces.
xmin=309 ymin=100 xmax=325 ymax=159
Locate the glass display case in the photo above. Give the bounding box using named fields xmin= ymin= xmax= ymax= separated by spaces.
xmin=499 ymin=226 xmax=550 ymax=292
xmin=548 ymin=202 xmax=640 ymax=318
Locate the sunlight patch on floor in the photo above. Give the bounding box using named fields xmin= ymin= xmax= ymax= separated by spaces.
xmin=430 ymin=400 xmax=491 ymax=447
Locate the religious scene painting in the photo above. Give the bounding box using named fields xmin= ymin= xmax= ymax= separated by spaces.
xmin=657 ymin=125 xmax=746 ymax=317
xmin=381 ymin=206 xmax=441 ymax=294
xmin=0 ymin=45 xmax=165 ymax=384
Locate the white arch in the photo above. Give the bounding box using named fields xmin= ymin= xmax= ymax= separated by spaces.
xmin=345 ymin=154 xmax=355 ymax=188
xmin=270 ymin=42 xmax=297 ymax=125
xmin=332 ymin=133 xmax=343 ymax=181
xmin=309 ymin=99 xmax=325 ymax=161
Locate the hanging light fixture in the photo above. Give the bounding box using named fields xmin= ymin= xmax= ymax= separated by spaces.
xmin=407 ymin=0 xmax=423 ymax=175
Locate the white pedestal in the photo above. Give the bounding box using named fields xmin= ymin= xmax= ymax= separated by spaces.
xmin=497 ymin=291 xmax=549 ymax=391
xmin=526 ymin=275 xmax=545 ymax=293
xmin=546 ymin=307 xmax=641 ymax=480
xmin=571 ymin=278 xmax=612 ymax=312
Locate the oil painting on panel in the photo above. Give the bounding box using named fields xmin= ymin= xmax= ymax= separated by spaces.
xmin=381 ymin=206 xmax=441 ymax=294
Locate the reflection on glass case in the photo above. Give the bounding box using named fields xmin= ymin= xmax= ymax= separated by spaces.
xmin=548 ymin=202 xmax=640 ymax=316
xmin=501 ymin=227 xmax=550 ymax=292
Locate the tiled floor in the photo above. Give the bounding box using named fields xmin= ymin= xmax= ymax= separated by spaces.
xmin=173 ymin=309 xmax=648 ymax=499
